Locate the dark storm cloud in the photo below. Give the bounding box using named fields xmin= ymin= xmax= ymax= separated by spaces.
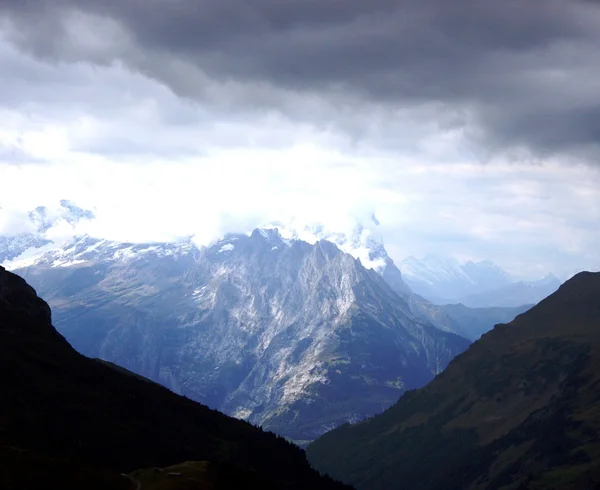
xmin=1 ymin=0 xmax=600 ymax=160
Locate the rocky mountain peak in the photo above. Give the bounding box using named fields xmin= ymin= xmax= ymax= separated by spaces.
xmin=15 ymin=229 xmax=469 ymax=441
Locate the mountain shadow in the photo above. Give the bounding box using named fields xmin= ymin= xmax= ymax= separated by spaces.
xmin=0 ymin=265 xmax=350 ymax=490
xmin=307 ymin=271 xmax=600 ymax=490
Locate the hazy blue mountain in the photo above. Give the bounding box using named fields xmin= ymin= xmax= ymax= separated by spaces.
xmin=400 ymin=256 xmax=512 ymax=301
xmin=400 ymin=255 xmax=560 ymax=307
xmin=362 ymin=250 xmax=528 ymax=341
xmin=458 ymin=274 xmax=562 ymax=307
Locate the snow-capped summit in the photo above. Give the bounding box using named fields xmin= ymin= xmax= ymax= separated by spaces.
xmin=257 ymin=216 xmax=414 ymax=298
xmin=12 ymin=221 xmax=538 ymax=441
xmin=400 ymin=256 xmax=560 ymax=307
xmin=26 ymin=200 xmax=96 ymax=233
xmin=20 ymin=235 xmax=195 ymax=270
xmin=400 ymin=255 xmax=515 ymax=300
xmin=258 ymin=214 xmax=390 ymax=272
xmin=1 ymin=200 xmax=96 ymax=267
xmin=16 ymin=226 xmax=469 ymax=441
xmin=28 ymin=206 xmax=54 ymax=233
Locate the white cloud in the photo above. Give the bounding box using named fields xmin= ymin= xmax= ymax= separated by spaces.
xmin=0 ymin=38 xmax=599 ymax=280
xmin=0 ymin=207 xmax=36 ymax=236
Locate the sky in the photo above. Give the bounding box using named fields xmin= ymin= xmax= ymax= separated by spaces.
xmin=0 ymin=0 xmax=599 ymax=279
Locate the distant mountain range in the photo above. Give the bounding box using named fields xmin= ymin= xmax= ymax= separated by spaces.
xmin=1 ymin=203 xmax=544 ymax=441
xmin=307 ymin=271 xmax=600 ymax=490
xmin=0 ymin=265 xmax=349 ymax=490
xmin=400 ymin=255 xmax=562 ymax=307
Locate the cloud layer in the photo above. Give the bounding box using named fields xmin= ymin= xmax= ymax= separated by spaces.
xmin=2 ymin=0 xmax=600 ymax=160
xmin=0 ymin=1 xmax=599 ymax=279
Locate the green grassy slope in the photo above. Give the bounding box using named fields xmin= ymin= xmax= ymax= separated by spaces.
xmin=307 ymin=271 xmax=600 ymax=490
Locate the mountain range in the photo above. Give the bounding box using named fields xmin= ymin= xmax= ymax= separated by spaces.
xmin=401 ymin=256 xmax=562 ymax=307
xmin=2 ymin=201 xmax=593 ymax=490
xmin=0 ymin=200 xmax=95 ymax=264
xmin=13 ymin=231 xmax=469 ymax=442
xmin=307 ymin=271 xmax=600 ymax=490
xmin=2 ymin=202 xmax=542 ymax=442
xmin=0 ymin=264 xmax=350 ymax=490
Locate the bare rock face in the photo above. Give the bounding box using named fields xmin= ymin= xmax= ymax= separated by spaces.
xmin=15 ymin=229 xmax=469 ymax=441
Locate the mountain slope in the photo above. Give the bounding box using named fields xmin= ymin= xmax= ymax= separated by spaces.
xmin=376 ymin=257 xmax=528 ymax=341
xmin=307 ymin=271 xmax=600 ymax=490
xmin=2 ymin=208 xmax=515 ymax=341
xmin=459 ymin=275 xmax=562 ymax=308
xmin=15 ymin=231 xmax=469 ymax=442
xmin=0 ymin=265 xmax=349 ymax=490
xmin=439 ymin=303 xmax=533 ymax=340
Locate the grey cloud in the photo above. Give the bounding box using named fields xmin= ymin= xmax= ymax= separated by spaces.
xmin=1 ymin=0 xmax=600 ymax=161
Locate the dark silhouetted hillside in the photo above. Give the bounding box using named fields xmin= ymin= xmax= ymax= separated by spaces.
xmin=307 ymin=271 xmax=600 ymax=490
xmin=0 ymin=266 xmax=350 ymax=490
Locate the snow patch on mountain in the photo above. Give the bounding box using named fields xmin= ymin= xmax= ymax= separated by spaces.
xmin=0 ymin=200 xmax=97 ymax=268
xmin=13 ymin=221 xmax=471 ymax=440
xmin=259 ymin=214 xmax=387 ymax=272
xmin=219 ymin=243 xmax=235 ymax=253
xmin=5 ymin=234 xmax=196 ymax=271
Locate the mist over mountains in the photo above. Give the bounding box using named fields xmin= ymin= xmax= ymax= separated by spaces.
xmin=1 ymin=207 xmax=597 ymax=489
xmin=2 ymin=0 xmax=600 ymax=486
xmin=401 ymin=255 xmax=562 ymax=307
xmin=11 ymin=230 xmax=468 ymax=441
xmin=0 ymin=201 xmax=551 ymax=443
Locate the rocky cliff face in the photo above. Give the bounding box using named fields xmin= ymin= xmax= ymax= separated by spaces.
xmin=16 ymin=229 xmax=469 ymax=441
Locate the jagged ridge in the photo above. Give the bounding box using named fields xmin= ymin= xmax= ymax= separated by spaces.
xmin=14 ymin=229 xmax=469 ymax=441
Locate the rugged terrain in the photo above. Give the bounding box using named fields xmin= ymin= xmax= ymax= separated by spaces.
xmin=307 ymin=271 xmax=600 ymax=490
xmin=2 ymin=205 xmax=532 ymax=441
xmin=0 ymin=265 xmax=349 ymax=490
xmin=14 ymin=230 xmax=469 ymax=441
